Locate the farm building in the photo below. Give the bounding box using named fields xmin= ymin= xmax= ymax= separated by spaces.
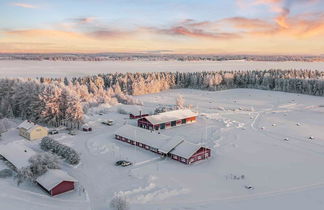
xmin=129 ymin=112 xmax=149 ymax=119
xmin=115 ymin=125 xmax=210 ymax=164
xmin=0 ymin=141 xmax=77 ymax=196
xmin=138 ymin=109 xmax=198 ymax=130
xmin=36 ymin=169 xmax=77 ymax=196
xmin=17 ymin=120 xmax=48 ymax=140
xmin=0 ymin=141 xmax=37 ymax=170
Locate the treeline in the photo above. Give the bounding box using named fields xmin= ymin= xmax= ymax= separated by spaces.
xmin=0 ymin=77 xmax=141 ymax=127
xmin=1 ymin=69 xmax=323 ymax=127
xmin=1 ymin=53 xmax=324 ymax=62
xmin=71 ymin=69 xmax=324 ymax=96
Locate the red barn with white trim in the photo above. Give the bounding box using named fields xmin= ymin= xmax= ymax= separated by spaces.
xmin=115 ymin=125 xmax=211 ymax=164
xmin=36 ymin=169 xmax=77 ymax=196
xmin=138 ymin=109 xmax=198 ymax=130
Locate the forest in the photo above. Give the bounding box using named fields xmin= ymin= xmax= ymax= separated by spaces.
xmin=0 ymin=69 xmax=323 ymax=127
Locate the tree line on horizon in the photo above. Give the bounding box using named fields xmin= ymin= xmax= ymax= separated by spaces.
xmin=0 ymin=69 xmax=323 ymax=127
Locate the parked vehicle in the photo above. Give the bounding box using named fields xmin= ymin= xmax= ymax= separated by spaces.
xmin=115 ymin=160 xmax=132 ymax=167
xmin=102 ymin=120 xmax=114 ymax=126
xmin=49 ymin=129 xmax=59 ymax=135
xmin=68 ymin=130 xmax=77 ymax=136
xmin=82 ymin=126 xmax=92 ymax=132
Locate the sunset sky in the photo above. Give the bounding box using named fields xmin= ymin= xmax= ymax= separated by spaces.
xmin=0 ymin=0 xmax=323 ymax=54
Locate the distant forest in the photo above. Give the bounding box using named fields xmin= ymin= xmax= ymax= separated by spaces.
xmin=0 ymin=69 xmax=324 ymax=127
xmin=1 ymin=53 xmax=324 ymax=62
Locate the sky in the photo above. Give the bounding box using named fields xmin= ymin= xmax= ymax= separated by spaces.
xmin=0 ymin=0 xmax=323 ymax=54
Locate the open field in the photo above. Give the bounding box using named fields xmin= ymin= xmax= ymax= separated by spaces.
xmin=0 ymin=60 xmax=323 ymax=78
xmin=1 ymin=88 xmax=324 ymax=210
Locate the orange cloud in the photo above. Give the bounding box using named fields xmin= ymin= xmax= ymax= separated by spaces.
xmin=6 ymin=29 xmax=86 ymax=39
xmin=11 ymin=3 xmax=37 ymax=9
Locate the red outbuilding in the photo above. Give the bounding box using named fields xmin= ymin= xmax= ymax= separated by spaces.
xmin=129 ymin=112 xmax=149 ymax=119
xmin=115 ymin=125 xmax=210 ymax=164
xmin=36 ymin=169 xmax=77 ymax=196
xmin=138 ymin=109 xmax=198 ymax=130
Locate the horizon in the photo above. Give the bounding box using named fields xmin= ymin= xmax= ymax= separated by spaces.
xmin=1 ymin=0 xmax=324 ymax=54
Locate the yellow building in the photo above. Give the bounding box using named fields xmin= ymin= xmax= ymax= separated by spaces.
xmin=17 ymin=120 xmax=48 ymax=141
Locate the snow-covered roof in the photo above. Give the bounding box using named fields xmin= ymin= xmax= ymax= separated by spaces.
xmin=17 ymin=120 xmax=46 ymax=132
xmin=169 ymin=141 xmax=202 ymax=159
xmin=115 ymin=125 xmax=184 ymax=153
xmin=0 ymin=141 xmax=37 ymax=169
xmin=36 ymin=169 xmax=77 ymax=191
xmin=158 ymin=136 xmax=184 ymax=154
xmin=144 ymin=109 xmax=198 ymax=125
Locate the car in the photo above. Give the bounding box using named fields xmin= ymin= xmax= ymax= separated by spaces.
xmin=49 ymin=129 xmax=59 ymax=135
xmin=102 ymin=120 xmax=114 ymax=126
xmin=68 ymin=130 xmax=77 ymax=136
xmin=82 ymin=126 xmax=92 ymax=132
xmin=115 ymin=160 xmax=132 ymax=167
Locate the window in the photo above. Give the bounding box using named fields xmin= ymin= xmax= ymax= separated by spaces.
xmin=197 ymin=156 xmax=202 ymax=160
xmin=205 ymin=153 xmax=209 ymax=158
xmin=173 ymin=155 xmax=178 ymax=160
xmin=139 ymin=143 xmax=142 ymax=147
xmin=181 ymin=158 xmax=186 ymax=163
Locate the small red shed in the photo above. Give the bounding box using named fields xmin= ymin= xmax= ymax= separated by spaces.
xmin=36 ymin=169 xmax=77 ymax=196
xmin=129 ymin=110 xmax=149 ymax=119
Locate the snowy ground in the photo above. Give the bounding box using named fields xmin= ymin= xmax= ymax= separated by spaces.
xmin=0 ymin=60 xmax=323 ymax=78
xmin=1 ymin=88 xmax=324 ymax=210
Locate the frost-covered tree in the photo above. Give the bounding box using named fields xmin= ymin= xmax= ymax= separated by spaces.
xmin=110 ymin=194 xmax=129 ymax=210
xmin=176 ymin=95 xmax=185 ymax=109
xmin=16 ymin=152 xmax=59 ymax=185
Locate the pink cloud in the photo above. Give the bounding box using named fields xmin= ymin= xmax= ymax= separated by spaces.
xmin=11 ymin=2 xmax=37 ymax=9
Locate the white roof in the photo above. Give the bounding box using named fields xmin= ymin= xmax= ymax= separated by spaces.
xmin=36 ymin=169 xmax=77 ymax=191
xmin=0 ymin=141 xmax=37 ymax=169
xmin=169 ymin=141 xmax=202 ymax=159
xmin=115 ymin=125 xmax=184 ymax=153
xmin=17 ymin=120 xmax=46 ymax=132
xmin=158 ymin=136 xmax=184 ymax=154
xmin=144 ymin=109 xmax=198 ymax=125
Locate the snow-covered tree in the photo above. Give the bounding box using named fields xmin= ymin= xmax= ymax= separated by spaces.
xmin=176 ymin=95 xmax=185 ymax=109
xmin=110 ymin=194 xmax=129 ymax=210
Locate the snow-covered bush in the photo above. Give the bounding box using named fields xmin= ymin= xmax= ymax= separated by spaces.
xmin=117 ymin=107 xmax=128 ymax=115
xmin=16 ymin=152 xmax=59 ymax=185
xmin=110 ymin=194 xmax=129 ymax=210
xmin=0 ymin=169 xmax=13 ymax=178
xmin=40 ymin=137 xmax=80 ymax=165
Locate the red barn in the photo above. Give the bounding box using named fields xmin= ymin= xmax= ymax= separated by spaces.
xmin=115 ymin=125 xmax=210 ymax=164
xmin=138 ymin=109 xmax=198 ymax=130
xmin=169 ymin=141 xmax=211 ymax=164
xmin=36 ymin=169 xmax=77 ymax=196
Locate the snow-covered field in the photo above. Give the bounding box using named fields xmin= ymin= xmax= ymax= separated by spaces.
xmin=1 ymin=88 xmax=324 ymax=210
xmin=0 ymin=60 xmax=323 ymax=78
